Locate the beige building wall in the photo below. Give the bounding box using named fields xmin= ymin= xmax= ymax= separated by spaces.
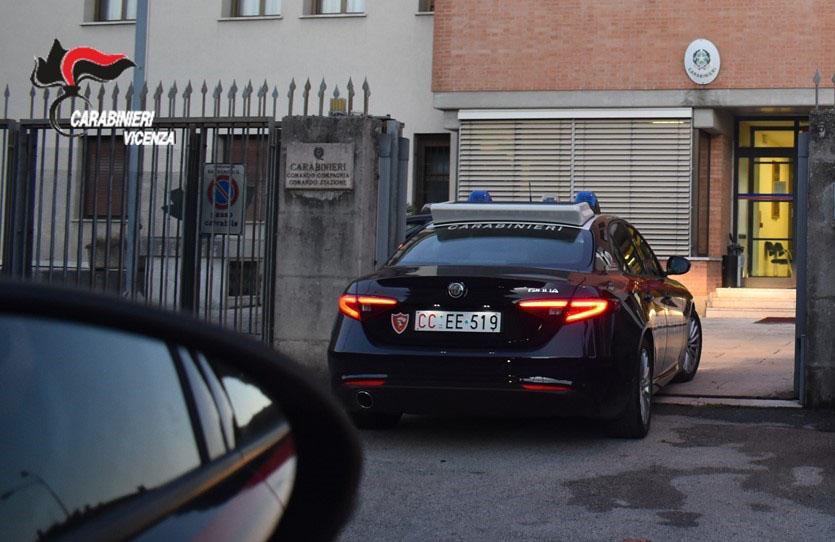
xmin=0 ymin=0 xmax=444 ymax=201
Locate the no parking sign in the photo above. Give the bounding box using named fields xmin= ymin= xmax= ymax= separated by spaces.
xmin=201 ymin=164 xmax=246 ymax=235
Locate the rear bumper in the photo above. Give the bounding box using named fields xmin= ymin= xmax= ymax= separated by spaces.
xmin=328 ymin=351 xmax=631 ymax=419
xmin=334 ymin=383 xmax=601 ymax=417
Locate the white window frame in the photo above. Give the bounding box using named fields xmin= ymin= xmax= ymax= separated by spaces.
xmin=231 ymin=0 xmax=282 ymax=17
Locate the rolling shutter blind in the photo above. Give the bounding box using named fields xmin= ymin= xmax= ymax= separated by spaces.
xmin=458 ymin=118 xmax=692 ymax=256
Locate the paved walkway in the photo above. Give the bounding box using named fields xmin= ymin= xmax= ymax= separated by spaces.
xmin=661 ymin=318 xmax=796 ymax=400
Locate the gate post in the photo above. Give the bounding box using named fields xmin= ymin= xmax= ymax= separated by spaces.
xmin=274 ymin=115 xmax=408 ymax=377
xmin=2 ymin=122 xmax=35 ymax=280
xmin=805 ymin=110 xmax=835 ymax=407
xmin=795 ymin=132 xmax=808 ymax=402
xmin=180 ymin=127 xmax=205 ymax=314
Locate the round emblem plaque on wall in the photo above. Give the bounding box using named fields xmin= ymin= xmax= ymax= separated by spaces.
xmin=684 ymin=39 xmax=721 ymax=85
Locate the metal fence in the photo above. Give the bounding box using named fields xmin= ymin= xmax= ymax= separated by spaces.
xmin=1 ymin=77 xmax=371 ymax=342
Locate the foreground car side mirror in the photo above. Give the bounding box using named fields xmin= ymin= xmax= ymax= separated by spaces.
xmin=0 ymin=282 xmax=360 ymax=542
xmin=666 ymin=255 xmax=691 ymax=275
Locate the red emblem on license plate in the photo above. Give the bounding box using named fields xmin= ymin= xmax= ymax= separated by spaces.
xmin=391 ymin=313 xmax=409 ymax=334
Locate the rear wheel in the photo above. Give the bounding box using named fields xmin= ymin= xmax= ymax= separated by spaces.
xmin=608 ymin=338 xmax=653 ymax=439
xmin=349 ymin=411 xmax=402 ymax=430
xmin=672 ymin=311 xmax=702 ymax=383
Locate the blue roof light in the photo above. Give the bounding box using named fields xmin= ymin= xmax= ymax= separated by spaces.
xmin=468 ymin=190 xmax=493 ymax=203
xmin=575 ymin=191 xmax=601 ymax=213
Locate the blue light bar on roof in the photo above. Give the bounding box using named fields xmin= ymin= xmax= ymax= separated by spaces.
xmin=467 ymin=190 xmax=493 ymax=203
xmin=575 ymin=191 xmax=600 ymax=213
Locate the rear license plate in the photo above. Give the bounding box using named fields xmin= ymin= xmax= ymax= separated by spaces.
xmin=414 ymin=311 xmax=502 ymax=333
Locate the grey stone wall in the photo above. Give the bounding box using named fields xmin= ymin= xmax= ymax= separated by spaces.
xmin=273 ymin=116 xmax=383 ymax=379
xmin=806 ymin=110 xmax=835 ymax=408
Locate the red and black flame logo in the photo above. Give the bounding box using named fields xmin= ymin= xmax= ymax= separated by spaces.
xmin=31 ymin=39 xmax=136 ymax=136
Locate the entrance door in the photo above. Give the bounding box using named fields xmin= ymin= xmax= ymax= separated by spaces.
xmin=735 ymin=120 xmax=806 ymax=288
xmin=739 ymin=157 xmax=795 ymax=287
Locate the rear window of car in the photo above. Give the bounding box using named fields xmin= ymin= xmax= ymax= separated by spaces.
xmin=389 ymin=222 xmax=593 ymax=270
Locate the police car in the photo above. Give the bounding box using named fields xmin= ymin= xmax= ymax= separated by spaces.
xmin=328 ymin=192 xmax=701 ymax=438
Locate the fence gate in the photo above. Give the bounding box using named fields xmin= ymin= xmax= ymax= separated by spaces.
xmin=1 ymin=77 xmax=373 ymax=342
xmin=2 ymin=115 xmax=280 ymax=343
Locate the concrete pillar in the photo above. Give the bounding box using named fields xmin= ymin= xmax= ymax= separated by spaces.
xmin=805 ymin=110 xmax=835 ymax=408
xmin=274 ymin=116 xmax=383 ymax=378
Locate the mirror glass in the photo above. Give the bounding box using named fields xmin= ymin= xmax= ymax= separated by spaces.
xmin=666 ymin=256 xmax=691 ymax=275
xmin=0 ymin=315 xmax=295 ymax=541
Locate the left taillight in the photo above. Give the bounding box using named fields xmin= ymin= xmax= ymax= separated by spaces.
xmin=339 ymin=294 xmax=398 ymax=320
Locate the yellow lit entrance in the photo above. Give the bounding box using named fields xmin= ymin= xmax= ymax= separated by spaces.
xmin=735 ymin=120 xmax=807 ymax=288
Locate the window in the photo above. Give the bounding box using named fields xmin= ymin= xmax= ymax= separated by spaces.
xmin=458 ymin=117 xmax=693 ymax=257
xmin=629 ymin=226 xmax=663 ymax=276
xmin=414 ymin=134 xmax=450 ymax=209
xmin=610 ymin=222 xmax=644 ymax=276
xmin=313 ymin=0 xmax=365 ymax=14
xmin=0 ymin=316 xmax=200 ymax=541
xmin=418 ymin=0 xmax=435 ymax=12
xmin=392 ymin=224 xmax=593 ymax=271
xmin=96 ymin=0 xmax=137 ymax=21
xmin=83 ymin=137 xmax=126 ymax=218
xmin=206 ymin=357 xmax=283 ymax=446
xmin=233 ymin=0 xmax=281 ymax=17
xmin=222 ymin=134 xmax=272 ymax=221
xmin=227 ymin=260 xmax=260 ymax=297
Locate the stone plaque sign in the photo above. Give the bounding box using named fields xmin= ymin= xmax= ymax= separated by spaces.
xmin=201 ymin=163 xmax=246 ymax=235
xmin=285 ymin=143 xmax=354 ymax=190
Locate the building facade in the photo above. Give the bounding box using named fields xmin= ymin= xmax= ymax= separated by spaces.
xmin=432 ymin=0 xmax=835 ymax=303
xmin=0 ymin=0 xmax=447 ymax=204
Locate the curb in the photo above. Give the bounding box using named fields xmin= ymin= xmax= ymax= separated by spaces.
xmin=654 ymin=396 xmax=802 ymax=409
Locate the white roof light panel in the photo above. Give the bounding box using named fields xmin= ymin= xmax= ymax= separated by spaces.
xmin=430 ymin=202 xmax=595 ymax=227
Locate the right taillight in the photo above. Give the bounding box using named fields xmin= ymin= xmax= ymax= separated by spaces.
xmin=518 ymin=298 xmax=609 ymax=322
xmin=565 ymin=299 xmax=609 ymax=322
xmin=339 ymin=294 xmax=398 ymax=320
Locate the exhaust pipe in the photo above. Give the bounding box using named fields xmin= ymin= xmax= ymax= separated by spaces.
xmin=356 ymin=391 xmax=374 ymax=409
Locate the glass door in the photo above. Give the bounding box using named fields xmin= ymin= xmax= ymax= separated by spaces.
xmin=735 ymin=121 xmax=803 ymax=288
xmin=738 ymin=158 xmax=794 ymax=283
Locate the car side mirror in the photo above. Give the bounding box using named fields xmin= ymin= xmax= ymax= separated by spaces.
xmin=0 ymin=282 xmax=360 ymax=542
xmin=666 ymin=256 xmax=691 ymax=275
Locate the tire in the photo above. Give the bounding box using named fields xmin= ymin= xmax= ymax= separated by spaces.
xmin=349 ymin=411 xmax=402 ymax=430
xmin=672 ymin=311 xmax=702 ymax=383
xmin=608 ymin=338 xmax=653 ymax=439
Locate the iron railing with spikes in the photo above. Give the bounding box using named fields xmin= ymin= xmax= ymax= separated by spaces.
xmin=811 ymin=69 xmax=835 ymax=111
xmin=1 ymin=77 xmax=372 ymax=120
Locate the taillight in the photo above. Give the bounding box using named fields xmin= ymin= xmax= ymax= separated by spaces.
xmin=565 ymin=299 xmax=609 ymax=322
xmin=339 ymin=294 xmax=398 ymax=320
xmin=521 ymin=384 xmax=572 ymax=391
xmin=518 ymin=298 xmax=609 ymax=322
xmin=344 ymin=379 xmax=386 ymax=387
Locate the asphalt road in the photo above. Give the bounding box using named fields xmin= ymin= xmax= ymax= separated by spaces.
xmin=337 ymin=405 xmax=835 ymax=542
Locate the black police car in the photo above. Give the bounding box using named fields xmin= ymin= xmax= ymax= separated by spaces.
xmin=328 ymin=192 xmax=701 ymax=438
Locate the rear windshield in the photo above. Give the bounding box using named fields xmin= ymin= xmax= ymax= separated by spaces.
xmin=390 ymin=222 xmax=594 ymax=270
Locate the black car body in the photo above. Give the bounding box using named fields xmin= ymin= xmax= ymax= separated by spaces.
xmin=328 ymin=198 xmax=702 ymax=437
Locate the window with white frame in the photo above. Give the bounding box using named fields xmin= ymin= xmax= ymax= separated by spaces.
xmin=96 ymin=0 xmax=137 ymax=21
xmin=233 ymin=0 xmax=281 ymax=17
xmin=313 ymin=0 xmax=365 ymax=15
